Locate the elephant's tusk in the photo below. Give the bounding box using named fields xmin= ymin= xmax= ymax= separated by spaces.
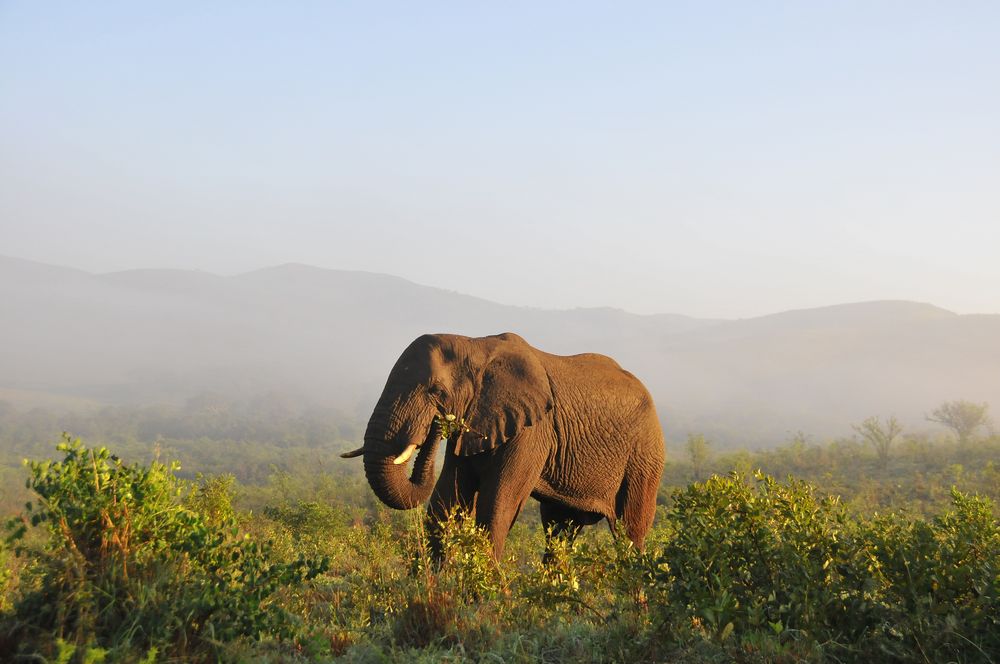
xmin=393 ymin=443 xmax=419 ymax=465
xmin=340 ymin=446 xmax=366 ymax=459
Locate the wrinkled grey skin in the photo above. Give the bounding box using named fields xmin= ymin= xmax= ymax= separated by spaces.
xmin=343 ymin=333 xmax=665 ymax=560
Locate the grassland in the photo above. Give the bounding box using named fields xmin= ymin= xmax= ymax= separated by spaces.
xmin=0 ymin=408 xmax=998 ymax=662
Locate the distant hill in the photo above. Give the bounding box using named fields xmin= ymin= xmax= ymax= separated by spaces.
xmin=2 ymin=255 xmax=997 ymax=448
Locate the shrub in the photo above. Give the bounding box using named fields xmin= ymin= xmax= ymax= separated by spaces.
xmin=651 ymin=472 xmax=880 ymax=650
xmin=2 ymin=435 xmax=327 ymax=661
xmin=431 ymin=508 xmax=506 ymax=600
xmin=648 ymin=473 xmax=1000 ymax=662
xmin=862 ymin=488 xmax=1000 ymax=661
xmin=184 ymin=472 xmax=237 ymax=526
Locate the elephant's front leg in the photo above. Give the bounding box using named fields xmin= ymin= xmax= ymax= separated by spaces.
xmin=425 ymin=456 xmax=478 ymax=563
xmin=474 ymin=435 xmax=548 ymax=559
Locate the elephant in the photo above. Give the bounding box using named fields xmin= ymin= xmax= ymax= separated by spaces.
xmin=341 ymin=332 xmax=665 ymax=560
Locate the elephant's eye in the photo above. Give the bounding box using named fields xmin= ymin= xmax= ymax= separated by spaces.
xmin=428 ymin=384 xmax=446 ymax=398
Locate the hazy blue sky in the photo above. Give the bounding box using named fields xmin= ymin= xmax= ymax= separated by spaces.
xmin=2 ymin=2 xmax=998 ymax=318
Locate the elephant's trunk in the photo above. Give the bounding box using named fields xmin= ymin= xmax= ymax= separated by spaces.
xmin=362 ymin=429 xmax=440 ymax=510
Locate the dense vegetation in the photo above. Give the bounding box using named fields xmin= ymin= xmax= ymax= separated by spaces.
xmin=0 ymin=400 xmax=998 ymax=662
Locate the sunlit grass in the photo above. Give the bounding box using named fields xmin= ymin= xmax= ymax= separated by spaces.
xmin=2 ymin=437 xmax=997 ymax=662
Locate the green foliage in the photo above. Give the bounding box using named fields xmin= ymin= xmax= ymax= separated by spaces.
xmin=648 ymin=473 xmax=999 ymax=661
xmin=1 ymin=429 xmax=998 ymax=662
xmin=861 ymin=488 xmax=1000 ymax=661
xmin=2 ymin=435 xmax=328 ymax=661
xmin=184 ymin=472 xmax=237 ymax=526
xmin=652 ymin=472 xmax=875 ymax=647
xmin=428 ymin=509 xmax=505 ymax=600
xmin=434 ymin=413 xmax=476 ymax=441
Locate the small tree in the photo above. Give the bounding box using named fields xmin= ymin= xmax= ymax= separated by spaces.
xmin=686 ymin=433 xmax=711 ymax=479
xmin=927 ymin=400 xmax=991 ymax=446
xmin=852 ymin=415 xmax=903 ymax=470
xmin=788 ymin=430 xmax=809 ymax=469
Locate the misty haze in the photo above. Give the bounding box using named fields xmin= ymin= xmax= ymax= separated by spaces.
xmin=2 ymin=254 xmax=998 ymax=450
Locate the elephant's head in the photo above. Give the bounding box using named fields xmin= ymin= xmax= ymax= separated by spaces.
xmin=341 ymin=332 xmax=553 ymax=510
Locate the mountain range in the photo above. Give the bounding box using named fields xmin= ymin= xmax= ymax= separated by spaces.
xmin=2 ymin=255 xmax=997 ymax=448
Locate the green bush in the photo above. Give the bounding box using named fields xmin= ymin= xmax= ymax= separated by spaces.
xmin=184 ymin=472 xmax=237 ymax=526
xmin=2 ymin=435 xmax=327 ymax=661
xmin=652 ymin=473 xmax=868 ymax=648
xmin=862 ymin=488 xmax=1000 ymax=661
xmin=649 ymin=472 xmax=1000 ymax=662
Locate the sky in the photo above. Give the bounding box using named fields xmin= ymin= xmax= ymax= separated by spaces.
xmin=2 ymin=1 xmax=998 ymax=319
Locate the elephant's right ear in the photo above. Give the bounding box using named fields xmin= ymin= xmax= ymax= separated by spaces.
xmin=456 ymin=347 xmax=552 ymax=456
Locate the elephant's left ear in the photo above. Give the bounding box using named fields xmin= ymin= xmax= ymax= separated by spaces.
xmin=456 ymin=349 xmax=553 ymax=456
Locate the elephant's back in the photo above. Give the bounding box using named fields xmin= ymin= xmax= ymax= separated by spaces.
xmin=555 ymin=351 xmax=623 ymax=371
xmin=544 ymin=351 xmax=653 ymax=410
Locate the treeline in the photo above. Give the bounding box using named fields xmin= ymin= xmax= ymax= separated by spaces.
xmin=0 ymin=393 xmax=364 ymax=452
xmin=0 ymin=395 xmax=365 ymax=512
xmin=669 ymin=430 xmax=1000 ymax=516
xmin=1 ymin=397 xmax=998 ymax=519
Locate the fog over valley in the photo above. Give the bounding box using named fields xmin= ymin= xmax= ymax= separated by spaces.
xmin=2 ymin=255 xmax=996 ymax=449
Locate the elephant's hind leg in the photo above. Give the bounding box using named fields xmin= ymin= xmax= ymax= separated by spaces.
xmin=615 ymin=469 xmax=660 ymax=551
